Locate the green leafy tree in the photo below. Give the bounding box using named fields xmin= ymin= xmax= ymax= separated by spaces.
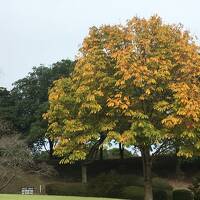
xmin=46 ymin=16 xmax=200 ymax=200
xmin=0 ymin=87 xmax=15 ymax=121
xmin=11 ymin=59 xmax=74 ymax=157
xmin=0 ymin=87 xmax=17 ymax=136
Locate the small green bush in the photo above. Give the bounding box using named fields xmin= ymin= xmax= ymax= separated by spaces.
xmin=123 ymin=176 xmax=172 ymax=190
xmin=122 ymin=186 xmax=171 ymax=200
xmin=45 ymin=182 xmax=87 ymax=196
xmin=173 ymin=189 xmax=194 ymax=200
xmin=153 ymin=188 xmax=172 ymax=200
xmin=88 ymin=171 xmax=172 ymax=199
xmin=87 ymin=170 xmax=124 ymax=198
xmin=189 ymin=176 xmax=200 ymax=200
xmin=88 ymin=171 xmax=145 ymax=198
xmin=152 ymin=177 xmax=173 ymax=191
xmin=152 ymin=177 xmax=173 ymax=200
xmin=122 ymin=186 xmax=144 ymax=200
xmin=122 ymin=174 xmax=144 ymax=187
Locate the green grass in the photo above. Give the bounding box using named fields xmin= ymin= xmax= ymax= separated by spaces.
xmin=0 ymin=194 xmax=121 ymax=200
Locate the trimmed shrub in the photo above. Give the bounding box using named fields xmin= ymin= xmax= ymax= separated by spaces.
xmin=122 ymin=174 xmax=144 ymax=187
xmin=123 ymin=176 xmax=172 ymax=190
xmin=153 ymin=188 xmax=172 ymax=200
xmin=122 ymin=186 xmax=171 ymax=200
xmin=152 ymin=177 xmax=173 ymax=200
xmin=88 ymin=171 xmax=144 ymax=198
xmin=87 ymin=170 xmax=124 ymax=198
xmin=173 ymin=189 xmax=194 ymax=200
xmin=189 ymin=175 xmax=200 ymax=200
xmin=122 ymin=186 xmax=144 ymax=200
xmin=152 ymin=177 xmax=173 ymax=191
xmin=45 ymin=182 xmax=87 ymax=196
xmin=88 ymin=171 xmax=172 ymax=199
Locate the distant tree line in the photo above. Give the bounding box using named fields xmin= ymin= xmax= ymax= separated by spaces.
xmin=0 ymin=59 xmax=74 ymax=158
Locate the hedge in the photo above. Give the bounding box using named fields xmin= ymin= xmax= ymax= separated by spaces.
xmin=45 ymin=182 xmax=87 ymax=196
xmin=122 ymin=186 xmax=172 ymax=200
xmin=173 ymin=189 xmax=194 ymax=200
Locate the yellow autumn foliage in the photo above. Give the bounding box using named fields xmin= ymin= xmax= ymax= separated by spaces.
xmin=45 ymin=15 xmax=200 ymax=163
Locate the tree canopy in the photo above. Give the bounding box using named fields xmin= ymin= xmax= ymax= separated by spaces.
xmin=45 ymin=15 xmax=200 ymax=200
xmin=46 ymin=15 xmax=200 ymax=161
xmin=10 ymin=59 xmax=74 ymax=155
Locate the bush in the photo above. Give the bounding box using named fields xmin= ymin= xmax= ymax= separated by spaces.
xmin=122 ymin=186 xmax=144 ymax=200
xmin=122 ymin=174 xmax=144 ymax=187
xmin=189 ymin=175 xmax=200 ymax=200
xmin=122 ymin=186 xmax=171 ymax=200
xmin=122 ymin=176 xmax=172 ymax=190
xmin=88 ymin=171 xmax=145 ymax=198
xmin=152 ymin=177 xmax=173 ymax=191
xmin=45 ymin=182 xmax=87 ymax=196
xmin=87 ymin=170 xmax=125 ymax=198
xmin=153 ymin=189 xmax=172 ymax=200
xmin=88 ymin=171 xmax=172 ymax=199
xmin=173 ymin=189 xmax=194 ymax=200
xmin=152 ymin=177 xmax=173 ymax=200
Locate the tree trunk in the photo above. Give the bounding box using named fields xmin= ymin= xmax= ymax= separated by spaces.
xmin=176 ymin=157 xmax=182 ymax=179
xmin=175 ymin=147 xmax=183 ymax=179
xmin=119 ymin=142 xmax=124 ymax=160
xmin=81 ymin=165 xmax=87 ymax=184
xmin=48 ymin=139 xmax=54 ymax=159
xmin=141 ymin=147 xmax=153 ymax=200
xmin=99 ymin=146 xmax=103 ymax=160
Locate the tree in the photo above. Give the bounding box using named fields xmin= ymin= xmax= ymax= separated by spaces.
xmin=0 ymin=87 xmax=15 ymax=121
xmin=11 ymin=59 xmax=74 ymax=157
xmin=45 ymin=16 xmax=200 ymax=200
xmin=0 ymin=134 xmax=57 ymax=191
xmin=0 ymin=87 xmax=18 ymax=137
xmin=0 ymin=135 xmax=33 ymax=191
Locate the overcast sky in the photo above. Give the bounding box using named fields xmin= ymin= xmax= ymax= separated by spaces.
xmin=1 ymin=0 xmax=200 ymax=89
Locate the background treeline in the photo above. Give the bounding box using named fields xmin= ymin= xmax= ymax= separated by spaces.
xmin=0 ymin=59 xmax=74 ymax=158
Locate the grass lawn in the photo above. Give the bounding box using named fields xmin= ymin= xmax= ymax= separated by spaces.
xmin=0 ymin=194 xmax=122 ymax=200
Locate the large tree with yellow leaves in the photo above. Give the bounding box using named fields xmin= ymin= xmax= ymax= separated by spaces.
xmin=45 ymin=16 xmax=200 ymax=200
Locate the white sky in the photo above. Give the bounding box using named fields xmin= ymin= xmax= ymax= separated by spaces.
xmin=0 ymin=0 xmax=200 ymax=89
